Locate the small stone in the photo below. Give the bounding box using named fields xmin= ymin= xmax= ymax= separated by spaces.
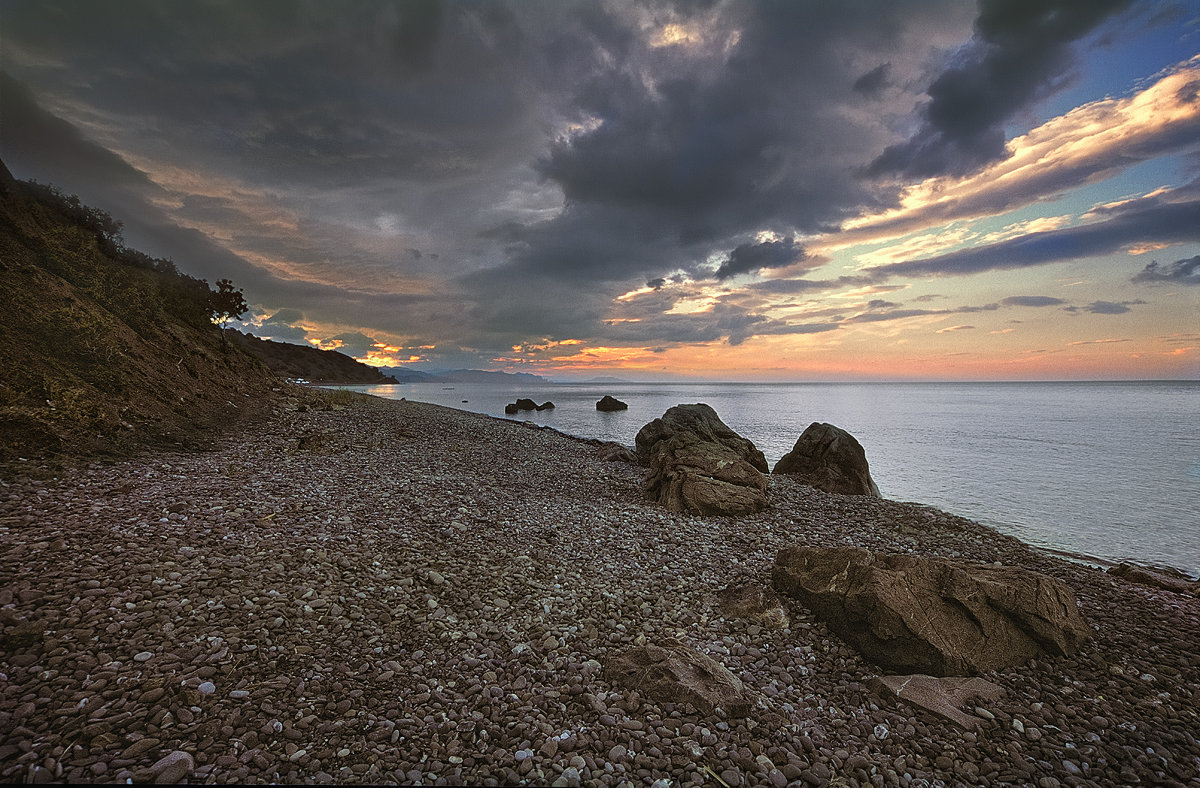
xmin=608 ymin=744 xmax=627 ymax=762
xmin=120 ymin=737 xmax=161 ymax=759
xmin=289 ymin=749 xmax=307 ymax=762
xmin=540 ymin=739 xmax=558 ymax=758
xmin=428 ymin=570 xmax=445 ymax=585
xmin=514 ymin=748 xmax=534 ymax=763
xmin=133 ymin=651 xmax=153 ymax=662
xmin=149 ymin=751 xmax=194 ymax=784
xmin=230 ymin=690 xmax=249 ymax=699
xmin=197 ymin=681 xmax=216 ymax=695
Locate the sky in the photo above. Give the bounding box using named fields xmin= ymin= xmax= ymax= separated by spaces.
xmin=1 ymin=0 xmax=1198 ymax=381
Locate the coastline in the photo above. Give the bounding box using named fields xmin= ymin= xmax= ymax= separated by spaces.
xmin=2 ymin=391 xmax=1198 ymax=785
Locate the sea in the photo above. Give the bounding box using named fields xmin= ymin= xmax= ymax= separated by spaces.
xmin=330 ymin=380 xmax=1200 ymax=578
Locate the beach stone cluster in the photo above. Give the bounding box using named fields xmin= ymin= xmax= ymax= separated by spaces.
xmin=2 ymin=391 xmax=1198 ymax=786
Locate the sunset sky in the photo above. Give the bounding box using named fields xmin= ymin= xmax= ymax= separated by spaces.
xmin=2 ymin=0 xmax=1198 ymax=380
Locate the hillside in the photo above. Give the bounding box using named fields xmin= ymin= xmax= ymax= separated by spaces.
xmin=229 ymin=331 xmax=399 ymax=384
xmin=0 ymin=158 xmax=279 ymax=468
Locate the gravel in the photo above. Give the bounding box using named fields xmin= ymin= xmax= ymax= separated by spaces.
xmin=1 ymin=391 xmax=1198 ymax=786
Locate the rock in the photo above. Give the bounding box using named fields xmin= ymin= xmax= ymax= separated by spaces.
xmin=715 ymin=583 xmax=789 ymax=630
xmin=773 ymin=422 xmax=880 ymax=497
xmin=505 ymin=398 xmax=539 ymax=414
xmin=535 ymin=401 xmax=555 ymax=411
xmin=1107 ymin=562 xmax=1200 ymax=596
xmin=643 ymin=434 xmax=768 ymax=516
xmin=635 ymin=404 xmax=767 ymax=471
xmin=869 ymin=674 xmax=1003 ymax=729
xmin=596 ymin=395 xmax=628 ymax=411
xmin=637 ymin=405 xmax=769 ymax=515
xmin=148 ymin=751 xmax=194 ymax=784
xmin=772 ymin=546 xmax=1090 ymax=676
xmin=133 ymin=651 xmax=153 ymax=662
xmin=197 ymin=681 xmax=216 ymax=695
xmin=604 ymin=641 xmax=751 ymax=717
xmin=596 ymin=442 xmax=638 ymax=464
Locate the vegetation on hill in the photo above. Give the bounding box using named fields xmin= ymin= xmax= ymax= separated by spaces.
xmin=229 ymin=331 xmax=399 ymax=384
xmin=0 ymin=158 xmax=279 ymax=468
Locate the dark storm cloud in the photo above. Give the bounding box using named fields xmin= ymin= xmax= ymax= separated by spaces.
xmin=865 ymin=194 xmax=1200 ymax=279
xmin=714 ymin=237 xmax=809 ymax=280
xmin=869 ymin=0 xmax=1135 ymax=178
xmin=1132 ymin=254 xmax=1200 ymax=285
xmin=852 ymin=63 xmax=892 ymax=97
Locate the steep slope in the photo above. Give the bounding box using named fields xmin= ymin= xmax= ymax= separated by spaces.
xmin=0 ymin=158 xmax=278 ymax=467
xmin=229 ymin=331 xmax=399 ymax=384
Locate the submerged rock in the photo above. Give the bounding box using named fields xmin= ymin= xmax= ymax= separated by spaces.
xmin=596 ymin=395 xmax=628 ymax=411
xmin=604 ymin=642 xmax=751 ymax=717
xmin=773 ymin=422 xmax=880 ymax=497
xmin=772 ymin=545 xmax=1089 ymax=676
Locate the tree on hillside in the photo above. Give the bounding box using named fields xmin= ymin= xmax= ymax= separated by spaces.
xmin=209 ymin=279 xmax=248 ymax=339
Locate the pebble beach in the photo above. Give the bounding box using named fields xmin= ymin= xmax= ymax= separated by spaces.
xmin=2 ymin=391 xmax=1198 ymax=786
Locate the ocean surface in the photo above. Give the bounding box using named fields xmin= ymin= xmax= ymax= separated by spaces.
xmin=331 ymin=380 xmax=1200 ymax=577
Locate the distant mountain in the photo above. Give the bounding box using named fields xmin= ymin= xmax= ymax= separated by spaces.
xmin=377 ymin=367 xmax=548 ymax=384
xmin=230 ymin=332 xmax=399 ymax=384
xmin=579 ymin=376 xmax=631 ymax=384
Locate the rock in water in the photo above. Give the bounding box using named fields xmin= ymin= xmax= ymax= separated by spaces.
xmin=604 ymin=642 xmax=751 ymax=716
xmin=643 ymin=434 xmax=768 ymax=515
xmin=536 ymin=401 xmax=555 ymax=411
xmin=772 ymin=546 xmax=1089 ymax=676
xmin=635 ymin=404 xmax=767 ymax=471
xmin=773 ymin=422 xmax=880 ymax=497
xmin=869 ymin=674 xmax=1004 ymax=730
xmin=596 ymin=395 xmax=628 ymax=411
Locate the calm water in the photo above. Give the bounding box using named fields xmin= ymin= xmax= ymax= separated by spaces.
xmin=333 ymin=380 xmax=1200 ymax=576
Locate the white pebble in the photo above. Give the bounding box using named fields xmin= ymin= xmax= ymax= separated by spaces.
xmin=197 ymin=681 xmax=216 ymax=695
xmin=133 ymin=651 xmax=153 ymax=662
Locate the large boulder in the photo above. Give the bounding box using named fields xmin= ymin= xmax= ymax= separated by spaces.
xmin=637 ymin=405 xmax=769 ymax=515
xmin=635 ymin=404 xmax=767 ymax=471
xmin=773 ymin=422 xmax=880 ymax=497
xmin=604 ymin=642 xmax=751 ymax=717
xmin=643 ymin=434 xmax=768 ymax=515
xmin=596 ymin=395 xmax=628 ymax=411
xmin=772 ymin=546 xmax=1089 ymax=676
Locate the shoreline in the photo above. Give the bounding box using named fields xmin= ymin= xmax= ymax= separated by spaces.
xmin=2 ymin=390 xmax=1198 ymax=786
xmin=368 ymin=389 xmax=1199 ymax=582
